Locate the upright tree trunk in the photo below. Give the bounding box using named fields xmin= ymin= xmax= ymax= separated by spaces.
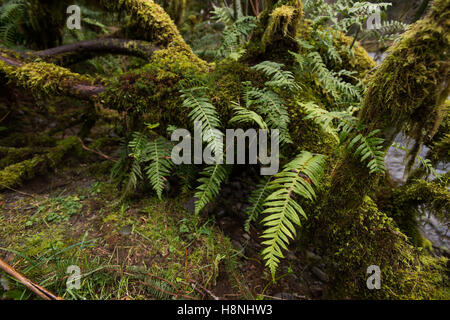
xmin=316 ymin=0 xmax=449 ymax=298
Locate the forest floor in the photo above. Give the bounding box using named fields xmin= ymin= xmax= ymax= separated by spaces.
xmin=0 ymin=148 xmax=328 ymax=300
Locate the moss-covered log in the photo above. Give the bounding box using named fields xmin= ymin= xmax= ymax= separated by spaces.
xmin=0 ymin=136 xmax=80 ymax=191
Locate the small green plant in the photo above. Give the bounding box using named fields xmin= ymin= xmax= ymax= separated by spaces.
xmin=26 ymin=194 xmax=83 ymax=226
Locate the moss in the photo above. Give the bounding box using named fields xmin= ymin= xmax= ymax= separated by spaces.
xmin=377 ymin=176 xmax=450 ymax=247
xmin=100 ymin=47 xmax=212 ymax=136
xmin=262 ymin=5 xmax=300 ymax=44
xmin=245 ymin=0 xmax=303 ymax=60
xmin=331 ymin=31 xmax=377 ymax=75
xmin=0 ymin=146 xmax=37 ymax=169
xmin=11 ymin=62 xmax=97 ymax=98
xmin=0 ymin=136 xmax=79 ymax=190
xmin=319 ymin=196 xmax=448 ymax=299
xmin=101 ymin=0 xmax=193 ymax=55
xmin=360 ymin=0 xmax=449 ymax=146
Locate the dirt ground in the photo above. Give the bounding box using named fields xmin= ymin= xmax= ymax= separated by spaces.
xmin=0 ymin=156 xmax=328 ymax=300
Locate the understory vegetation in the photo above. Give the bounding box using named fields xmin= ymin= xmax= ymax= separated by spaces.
xmin=0 ymin=0 xmax=448 ymax=300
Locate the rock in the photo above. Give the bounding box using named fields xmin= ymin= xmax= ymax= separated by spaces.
xmin=232 ymin=240 xmax=244 ymax=252
xmin=311 ymin=266 xmax=329 ymax=283
xmin=216 ymin=208 xmax=226 ymax=218
xmin=309 ymin=285 xmax=323 ymax=298
xmin=306 ymin=250 xmax=322 ymax=262
xmin=274 ymin=292 xmax=294 ymax=300
xmin=119 ymin=224 xmax=133 ymax=236
xmin=183 ymin=197 xmax=196 ymax=214
xmin=242 ymin=233 xmax=251 ymax=241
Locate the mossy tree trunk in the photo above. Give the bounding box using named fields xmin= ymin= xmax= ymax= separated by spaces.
xmin=315 ymin=0 xmax=449 ymax=298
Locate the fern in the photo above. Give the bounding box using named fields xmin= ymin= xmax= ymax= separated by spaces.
xmin=301 ymin=101 xmax=386 ymax=174
xmin=260 ymin=151 xmax=326 ymax=277
xmin=194 ymin=163 xmax=229 ymax=214
xmin=297 ymin=51 xmax=362 ymax=104
xmin=181 ymin=87 xmax=223 ymax=159
xmin=125 ymin=132 xmax=174 ymax=199
xmin=244 ymin=176 xmax=272 ymax=232
xmin=245 ymin=87 xmax=292 ymax=144
xmin=251 ymin=61 xmax=298 ymax=91
xmin=229 ymin=102 xmax=268 ymax=130
xmin=128 ymin=132 xmax=149 ymax=189
xmin=212 ymin=5 xmax=257 ymax=60
xmin=144 ymin=137 xmax=173 ymax=200
xmin=0 ymin=0 xmax=27 ymax=47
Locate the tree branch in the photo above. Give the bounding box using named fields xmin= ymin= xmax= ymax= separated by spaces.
xmin=0 ymin=49 xmax=106 ymax=100
xmin=35 ymin=38 xmax=160 ymax=65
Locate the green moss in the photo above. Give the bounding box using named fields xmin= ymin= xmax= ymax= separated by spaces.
xmin=321 ymin=196 xmax=448 ymax=299
xmin=377 ymin=176 xmax=450 ymax=247
xmin=360 ymin=0 xmax=449 ymax=145
xmin=0 ymin=146 xmax=37 ymax=169
xmin=11 ymin=62 xmax=96 ymax=97
xmin=331 ymin=31 xmax=377 ymax=75
xmin=101 ymin=0 xmax=193 ymax=55
xmin=0 ymin=136 xmax=79 ymax=190
xmin=245 ymin=0 xmax=303 ymax=60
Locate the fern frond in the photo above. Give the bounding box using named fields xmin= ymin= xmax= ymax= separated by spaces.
xmin=251 ymin=61 xmax=298 ymax=91
xmin=261 ymin=151 xmax=326 ymax=277
xmin=214 ymin=6 xmax=257 ymax=60
xmin=301 ymin=101 xmax=385 ymax=174
xmin=246 ymin=87 xmax=291 ymax=144
xmin=244 ymin=176 xmax=272 ymax=232
xmin=347 ymin=130 xmax=385 ymax=174
xmin=181 ymin=87 xmax=223 ymax=158
xmin=194 ymin=163 xmax=229 ymax=214
xmin=145 ymin=137 xmax=173 ymax=199
xmin=229 ymin=102 xmax=268 ymax=130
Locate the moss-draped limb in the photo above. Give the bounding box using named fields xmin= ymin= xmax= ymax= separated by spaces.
xmin=376 ymin=176 xmax=450 ymax=248
xmin=98 ymin=0 xmax=191 ymax=51
xmin=314 ymin=0 xmax=450 ymax=299
xmin=245 ymin=0 xmax=304 ymax=60
xmin=0 ymin=137 xmax=80 ymax=191
xmin=360 ymin=0 xmax=449 ymax=146
xmin=0 ymin=52 xmax=106 ymax=100
xmin=34 ymin=39 xmax=160 ymax=66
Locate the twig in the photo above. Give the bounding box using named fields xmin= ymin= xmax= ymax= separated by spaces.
xmin=0 ymin=257 xmax=62 ymax=300
xmin=0 ymin=111 xmax=11 ymax=123
xmin=137 ymin=281 xmax=197 ymax=300
xmin=77 ymin=137 xmax=118 ymax=162
xmin=249 ymin=0 xmax=258 ymax=16
xmin=190 ymin=280 xmax=220 ymax=300
xmin=0 ymin=183 xmax=37 ymax=198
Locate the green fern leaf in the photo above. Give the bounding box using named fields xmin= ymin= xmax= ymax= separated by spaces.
xmin=181 ymin=87 xmax=223 ymax=158
xmin=194 ymin=163 xmax=229 ymax=214
xmin=145 ymin=137 xmax=173 ymax=199
xmin=244 ymin=176 xmax=272 ymax=232
xmin=261 ymin=151 xmax=326 ymax=278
